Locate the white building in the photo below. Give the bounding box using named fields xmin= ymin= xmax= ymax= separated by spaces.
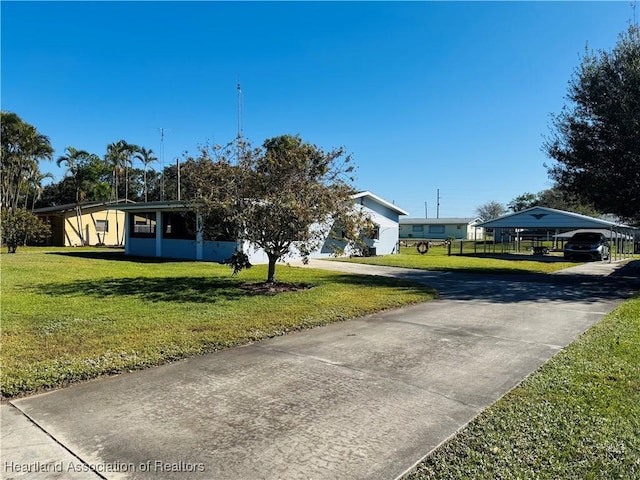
xmin=119 ymin=191 xmax=408 ymax=263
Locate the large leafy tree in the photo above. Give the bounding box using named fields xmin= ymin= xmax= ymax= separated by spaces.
xmin=1 ymin=208 xmax=51 ymax=253
xmin=507 ymin=186 xmax=601 ymax=217
xmin=545 ymin=24 xmax=640 ymax=223
xmin=1 ymin=112 xmax=54 ymax=211
xmin=184 ymin=135 xmax=367 ymax=283
xmin=507 ymin=193 xmax=538 ymax=212
xmin=475 ymin=201 xmax=506 ymax=221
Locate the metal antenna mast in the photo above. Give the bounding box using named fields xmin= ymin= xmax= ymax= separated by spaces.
xmin=159 ymin=128 xmax=166 ymax=200
xmin=237 ymin=78 xmax=243 ymax=141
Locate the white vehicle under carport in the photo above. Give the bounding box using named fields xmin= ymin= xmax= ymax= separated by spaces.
xmin=563 ymin=232 xmax=611 ymax=261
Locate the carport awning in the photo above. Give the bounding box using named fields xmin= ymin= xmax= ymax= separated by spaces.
xmin=553 ymin=229 xmax=632 ymax=240
xmin=475 ymin=206 xmax=632 ymax=231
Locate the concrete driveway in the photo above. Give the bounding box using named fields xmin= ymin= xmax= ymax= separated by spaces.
xmin=3 ymin=260 xmax=638 ymax=480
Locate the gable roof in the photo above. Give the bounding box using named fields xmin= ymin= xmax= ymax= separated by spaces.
xmin=351 ymin=191 xmax=409 ymax=215
xmin=476 ymin=206 xmax=632 ymax=230
xmin=400 ymin=217 xmax=481 ymax=226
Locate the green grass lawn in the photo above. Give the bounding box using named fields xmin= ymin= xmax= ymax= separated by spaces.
xmin=0 ymin=247 xmax=436 ymax=398
xmin=405 ymin=296 xmax=640 ymax=479
xmin=336 ymin=245 xmax=579 ymax=274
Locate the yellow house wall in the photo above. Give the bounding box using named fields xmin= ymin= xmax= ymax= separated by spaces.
xmin=62 ymin=208 xmax=127 ymax=246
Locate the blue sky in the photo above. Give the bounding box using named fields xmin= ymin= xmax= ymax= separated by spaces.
xmin=1 ymin=1 xmax=634 ymax=217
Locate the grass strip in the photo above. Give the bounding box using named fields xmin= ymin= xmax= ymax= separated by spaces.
xmin=405 ymin=296 xmax=640 ymax=479
xmin=0 ymin=247 xmax=436 ymax=398
xmin=336 ymin=246 xmax=579 ymax=274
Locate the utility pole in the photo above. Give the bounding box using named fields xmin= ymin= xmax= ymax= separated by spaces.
xmin=425 ymin=201 xmax=428 ymax=218
xmin=436 ymin=189 xmax=441 ymax=219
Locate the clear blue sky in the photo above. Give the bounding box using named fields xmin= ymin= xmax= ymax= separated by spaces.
xmin=2 ymin=1 xmax=634 ymax=217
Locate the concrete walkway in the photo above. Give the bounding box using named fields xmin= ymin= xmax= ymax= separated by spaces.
xmin=2 ymin=260 xmax=638 ymax=480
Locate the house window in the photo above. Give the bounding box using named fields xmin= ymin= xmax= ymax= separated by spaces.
xmin=130 ymin=212 xmax=156 ymax=238
xmin=412 ymin=225 xmax=424 ymax=233
xmin=163 ymin=212 xmax=196 ymax=240
xmin=365 ymin=224 xmax=380 ymax=240
xmin=428 ymin=225 xmax=445 ymax=234
xmin=96 ymin=220 xmax=109 ymax=233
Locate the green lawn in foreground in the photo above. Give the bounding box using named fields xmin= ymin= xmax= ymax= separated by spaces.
xmin=405 ymin=296 xmax=640 ymax=479
xmin=0 ymin=247 xmax=436 ymax=398
xmin=335 ymin=245 xmax=579 ymax=274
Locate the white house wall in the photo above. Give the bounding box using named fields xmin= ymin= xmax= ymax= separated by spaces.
xmin=122 ymin=193 xmax=404 ymax=263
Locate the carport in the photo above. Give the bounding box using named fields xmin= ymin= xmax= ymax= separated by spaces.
xmin=475 ymin=206 xmax=637 ymax=262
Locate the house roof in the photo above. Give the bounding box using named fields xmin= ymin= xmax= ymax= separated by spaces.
xmin=400 ymin=217 xmax=480 ymax=225
xmin=352 ymin=191 xmax=409 ymax=216
xmin=553 ymin=229 xmax=633 ymax=240
xmin=33 ymin=199 xmax=135 ymax=214
xmin=117 ymin=192 xmax=410 ymax=216
xmin=476 ymin=206 xmax=633 ymax=230
xmin=115 ymin=200 xmax=186 ymax=212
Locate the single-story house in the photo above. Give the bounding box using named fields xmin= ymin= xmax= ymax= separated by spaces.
xmin=117 ymin=191 xmax=408 ymax=264
xmin=399 ymin=218 xmax=483 ymax=240
xmin=34 ymin=200 xmax=131 ymax=247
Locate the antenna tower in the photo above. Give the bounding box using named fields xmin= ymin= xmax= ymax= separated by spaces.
xmin=159 ymin=128 xmax=166 ymax=200
xmin=237 ymin=79 xmax=243 ymax=141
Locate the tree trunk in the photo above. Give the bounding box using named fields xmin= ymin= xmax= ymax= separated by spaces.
xmin=266 ymin=252 xmax=278 ymax=284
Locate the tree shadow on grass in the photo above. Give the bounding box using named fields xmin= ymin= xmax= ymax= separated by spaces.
xmin=33 ymin=272 xmax=434 ymax=305
xmin=34 ymin=276 xmax=312 ymax=303
xmin=45 ymin=250 xmax=194 ymax=264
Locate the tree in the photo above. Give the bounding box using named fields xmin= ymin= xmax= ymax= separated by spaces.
xmin=508 ymin=192 xmax=538 ymax=212
xmin=1 ymin=112 xmax=54 ymax=211
xmin=104 ymin=140 xmax=138 ymax=202
xmin=544 ymin=24 xmax=640 ymax=223
xmin=475 ymin=201 xmax=506 ymax=221
xmin=184 ymin=135 xmax=368 ymax=283
xmin=57 ymin=147 xmax=103 ymax=245
xmin=105 ymin=140 xmax=138 ymax=244
xmin=133 ymin=147 xmax=158 ymax=202
xmin=536 ymin=186 xmax=601 ymax=217
xmin=24 ymin=167 xmax=54 ymax=211
xmin=1 ymin=208 xmax=51 ymax=253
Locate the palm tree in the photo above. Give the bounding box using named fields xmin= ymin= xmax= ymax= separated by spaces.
xmin=105 ymin=140 xmax=139 ymax=202
xmin=105 ymin=140 xmax=138 ymax=244
xmin=1 ymin=112 xmax=53 ymax=211
xmin=134 ymin=147 xmax=158 ymax=202
xmin=91 ymin=181 xmax=112 ymax=245
xmin=25 ymin=167 xmax=54 ymax=211
xmin=57 ymin=147 xmax=93 ymax=245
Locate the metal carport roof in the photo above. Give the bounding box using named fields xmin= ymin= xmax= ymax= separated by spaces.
xmin=475 ymin=206 xmax=638 ymax=261
xmin=475 ymin=206 xmax=631 ymax=230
